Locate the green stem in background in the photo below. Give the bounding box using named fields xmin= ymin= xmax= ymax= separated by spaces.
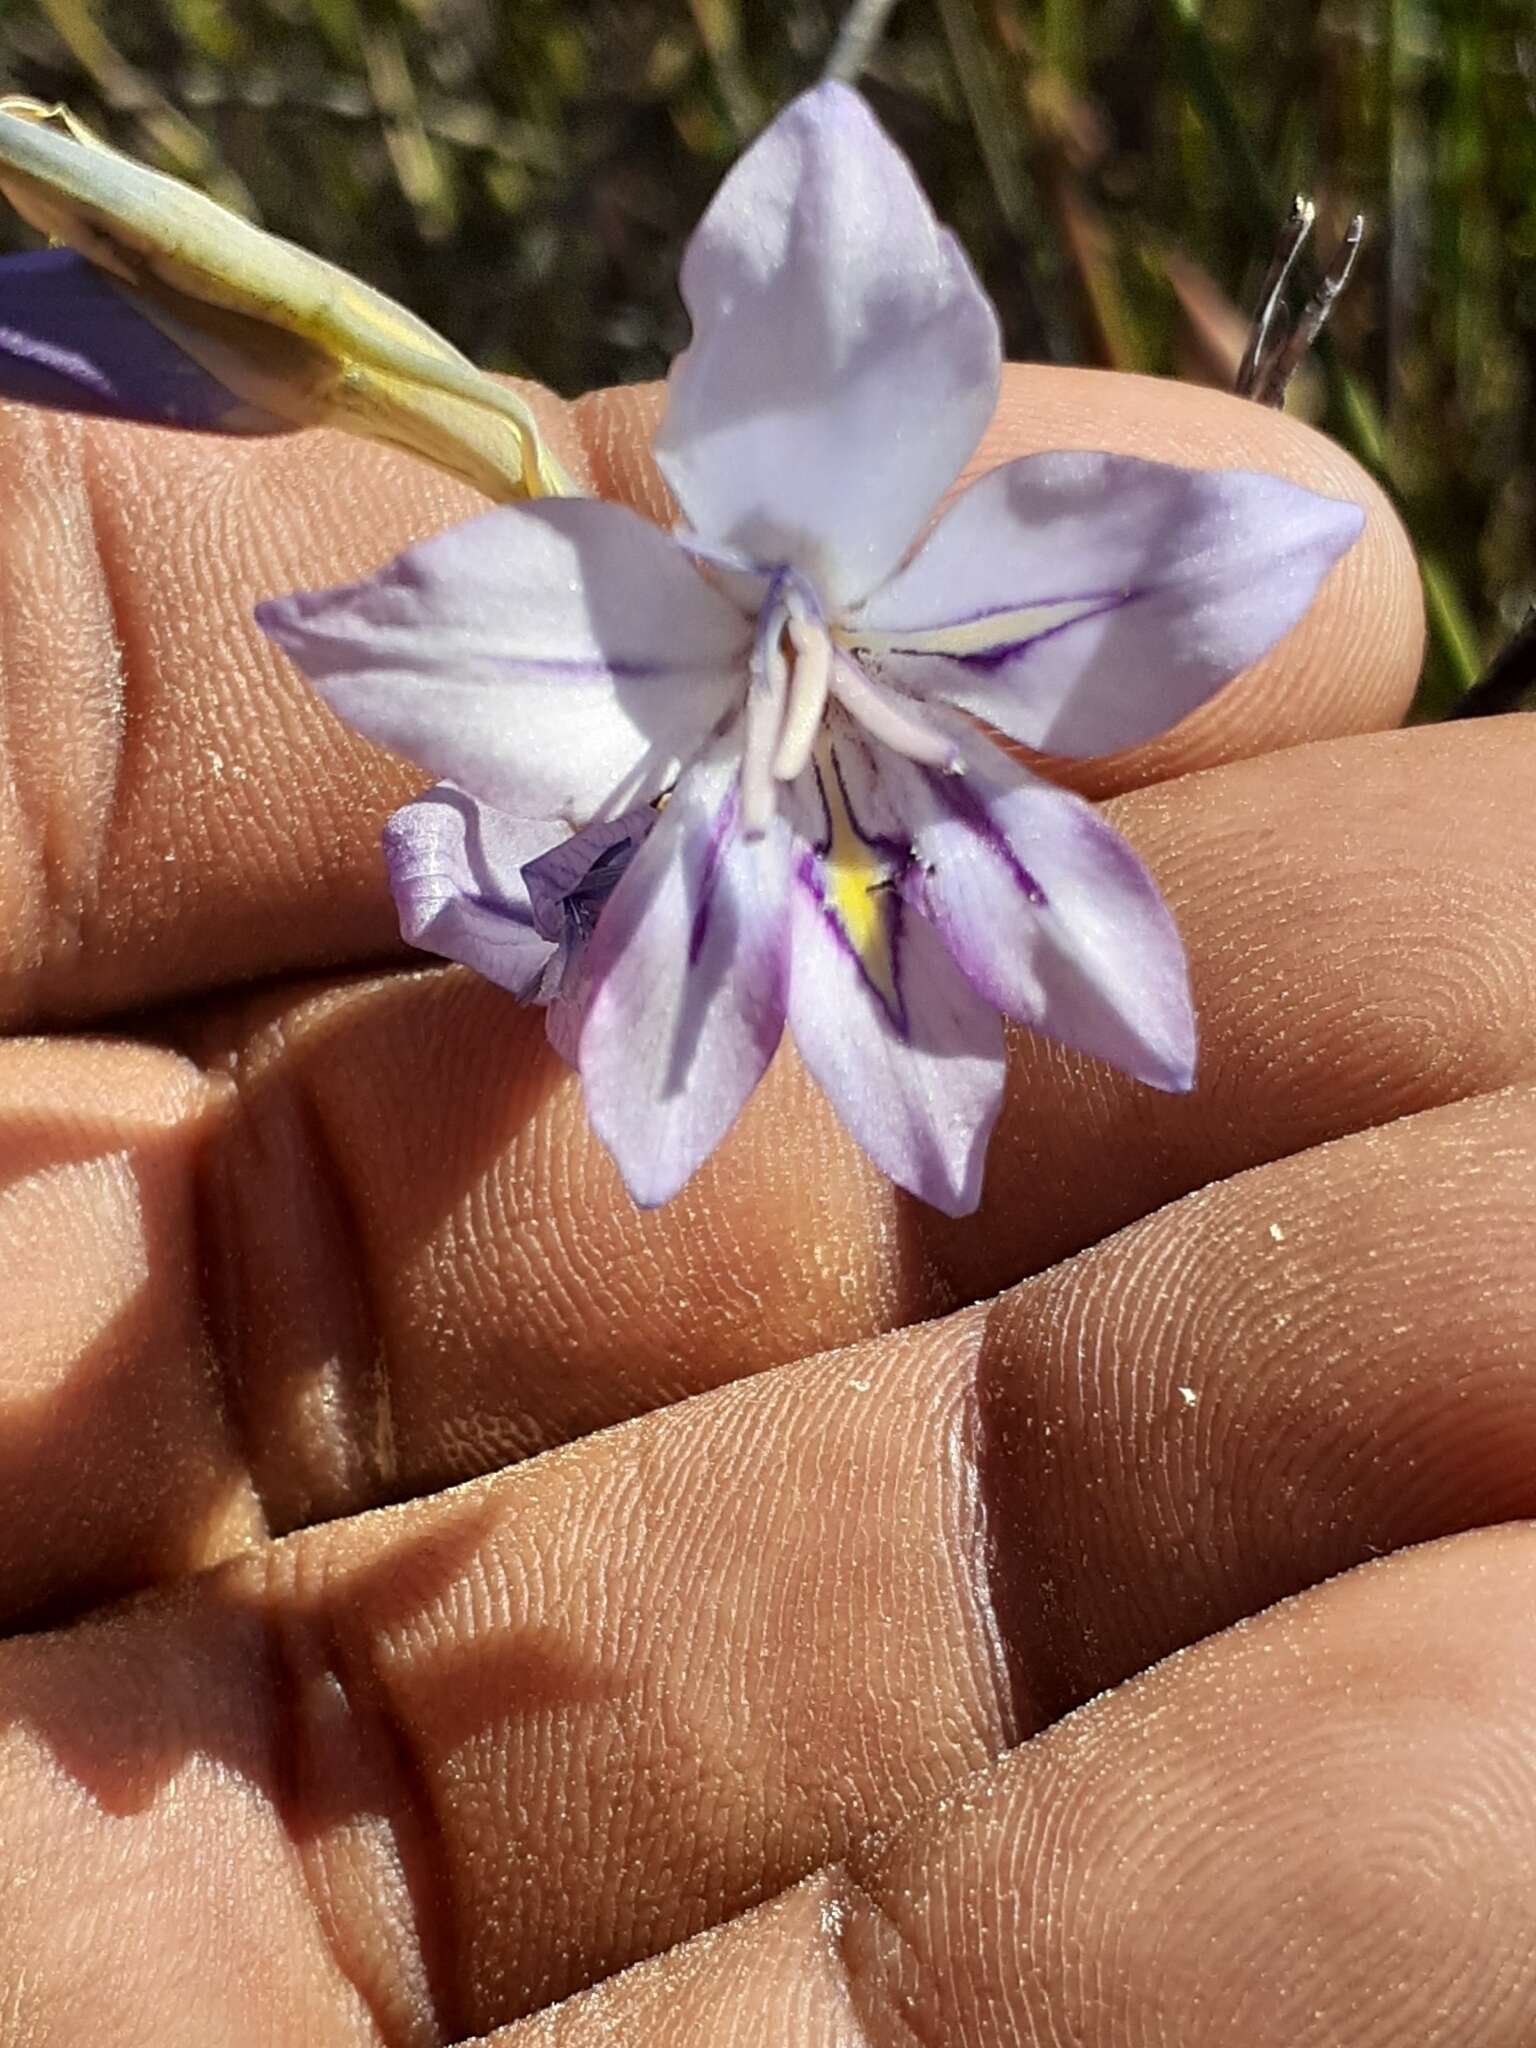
xmin=968 ymin=0 xmax=1146 ymax=370
xmin=1325 ymin=334 xmax=1482 ymax=711
xmin=934 ymin=0 xmax=1035 ymax=233
xmin=1155 ymin=0 xmax=1481 ymax=709
xmin=1155 ymin=0 xmax=1275 ymax=232
xmin=1415 ymin=558 xmax=1486 ymax=711
xmin=1444 ymin=2 xmax=1488 ymax=411
xmin=358 ymin=16 xmax=456 ymax=240
xmin=825 ymin=0 xmax=905 ymax=82
xmin=36 ymin=0 xmax=252 ymax=210
xmin=1380 ymin=0 xmax=1413 ymax=430
xmin=685 ymin=0 xmax=763 ymax=140
xmin=934 ymin=0 xmax=1078 ymax=363
xmin=1040 ymin=0 xmax=1086 ymax=84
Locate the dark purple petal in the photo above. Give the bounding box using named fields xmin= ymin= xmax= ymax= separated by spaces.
xmin=257 ymin=496 xmax=751 ymax=823
xmin=0 ymin=248 xmax=286 ymax=432
xmin=573 ymin=734 xmax=793 ymax=1207
xmin=784 ymin=767 xmax=1004 ymax=1215
xmin=521 ymin=807 xmax=656 ymax=945
xmin=848 ymin=451 xmax=1365 ymax=756
xmin=654 ymin=82 xmax=1000 ymax=613
xmin=382 ymin=784 xmax=561 ymax=998
xmin=845 ymin=721 xmax=1196 ymax=1091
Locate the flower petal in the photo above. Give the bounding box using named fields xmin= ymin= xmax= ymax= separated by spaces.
xmin=783 ymin=758 xmax=1004 ymax=1216
xmin=861 ymin=725 xmax=1196 ymax=1090
xmin=574 ymin=737 xmax=792 ymax=1206
xmin=654 ymin=81 xmax=1000 ymax=613
xmin=381 ymin=784 xmax=560 ymax=997
xmin=0 ymin=248 xmax=287 ymax=431
xmin=258 ymin=497 xmax=751 ymax=823
xmin=849 ymin=451 xmax=1365 ymax=756
xmin=521 ymin=809 xmax=656 ymax=946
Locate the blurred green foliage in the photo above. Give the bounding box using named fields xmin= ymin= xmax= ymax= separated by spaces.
xmin=2 ymin=0 xmax=1534 ymax=707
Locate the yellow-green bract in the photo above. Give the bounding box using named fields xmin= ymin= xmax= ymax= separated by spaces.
xmin=0 ymin=97 xmax=568 ymax=500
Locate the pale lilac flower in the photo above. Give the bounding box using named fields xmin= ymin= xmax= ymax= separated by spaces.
xmin=258 ymin=83 xmax=1364 ymax=1213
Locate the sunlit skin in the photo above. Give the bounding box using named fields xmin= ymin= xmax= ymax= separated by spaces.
xmin=6 ymin=363 xmax=1536 ymax=2043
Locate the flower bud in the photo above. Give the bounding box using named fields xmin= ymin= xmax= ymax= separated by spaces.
xmin=0 ymin=98 xmax=566 ymax=498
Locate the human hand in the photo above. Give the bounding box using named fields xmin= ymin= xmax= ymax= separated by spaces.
xmin=3 ymin=367 xmax=1532 ymax=2044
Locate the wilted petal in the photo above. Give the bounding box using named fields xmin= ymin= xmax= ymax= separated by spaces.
xmin=575 ymin=737 xmax=792 ymax=1207
xmin=862 ymin=727 xmax=1196 ymax=1090
xmin=850 ymin=451 xmax=1364 ymax=755
xmin=655 ymin=81 xmax=999 ymax=613
xmin=783 ymin=758 xmax=1004 ymax=1215
xmin=522 ymin=809 xmax=654 ymax=1058
xmin=0 ymin=248 xmax=287 ymax=431
xmin=522 ymin=809 xmax=656 ymax=947
xmin=258 ymin=497 xmax=750 ymax=823
xmin=382 ymin=784 xmax=559 ymax=997
xmin=0 ymin=98 xmax=563 ymax=498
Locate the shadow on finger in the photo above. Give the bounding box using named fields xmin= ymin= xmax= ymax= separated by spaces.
xmin=6 ymin=1085 xmax=1536 ymax=2036
xmin=488 ymin=1524 xmax=1536 ymax=2047
xmin=4 ymin=722 xmax=1536 ymax=1638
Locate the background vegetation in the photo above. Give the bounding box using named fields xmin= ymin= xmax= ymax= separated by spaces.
xmin=2 ymin=0 xmax=1534 ymax=711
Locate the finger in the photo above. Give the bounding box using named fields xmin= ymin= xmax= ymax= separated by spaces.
xmin=977 ymin=1080 xmax=1536 ymax=1720
xmin=179 ymin=719 xmax=1536 ymax=1493
xmin=0 ymin=382 xmax=584 ymax=1030
xmin=0 ymin=364 xmax=1418 ymax=1026
xmin=0 ymin=1036 xmax=260 ymax=1629
xmin=4 ymin=1140 xmax=1535 ymax=2040
xmin=0 ymin=1311 xmax=1018 ymax=2038
xmin=492 ymin=1527 xmax=1536 ymax=2047
xmin=5 ymin=720 xmax=1536 ymax=1625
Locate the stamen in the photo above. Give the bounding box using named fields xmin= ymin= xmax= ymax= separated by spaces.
xmin=830 ymin=655 xmax=964 ymax=771
xmin=773 ymin=612 xmax=832 ymax=782
xmin=740 ymin=613 xmax=789 ymax=836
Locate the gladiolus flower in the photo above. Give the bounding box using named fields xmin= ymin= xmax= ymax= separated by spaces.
xmin=251 ymin=84 xmax=1364 ymax=1211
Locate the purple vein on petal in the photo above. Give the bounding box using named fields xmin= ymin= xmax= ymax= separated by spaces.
xmin=853 ymin=451 xmax=1366 ymax=756
xmin=890 ymin=727 xmax=1197 ymax=1090
xmin=917 ymin=763 xmax=1047 ymax=909
xmin=257 ymin=495 xmax=751 ymax=825
xmin=793 ymin=850 xmax=907 ymax=1037
xmin=873 ymin=594 xmax=1135 ymax=674
xmin=796 ymin=749 xmax=912 ymax=1031
xmin=574 ymin=739 xmax=793 ymax=1204
xmin=687 ymin=782 xmax=740 ymax=968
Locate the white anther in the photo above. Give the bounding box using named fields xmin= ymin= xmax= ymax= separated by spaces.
xmin=773 ymin=613 xmax=832 ymax=782
xmin=740 ymin=619 xmax=789 ymax=836
xmin=829 ymin=655 xmax=962 ymax=769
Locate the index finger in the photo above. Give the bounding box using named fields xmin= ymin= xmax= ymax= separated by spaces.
xmin=0 ymin=364 xmax=1419 ymax=1027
